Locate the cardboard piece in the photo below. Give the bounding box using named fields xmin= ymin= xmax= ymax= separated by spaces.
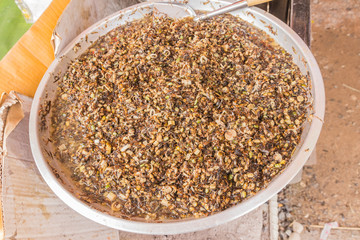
xmin=0 ymin=92 xmax=24 ymax=161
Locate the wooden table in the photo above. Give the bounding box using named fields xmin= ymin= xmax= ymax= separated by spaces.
xmin=0 ymin=0 xmax=310 ymax=238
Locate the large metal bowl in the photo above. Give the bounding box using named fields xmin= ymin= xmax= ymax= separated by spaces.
xmin=29 ymin=0 xmax=325 ymax=235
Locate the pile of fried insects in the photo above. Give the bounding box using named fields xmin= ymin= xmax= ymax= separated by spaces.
xmin=50 ymin=14 xmax=311 ymax=220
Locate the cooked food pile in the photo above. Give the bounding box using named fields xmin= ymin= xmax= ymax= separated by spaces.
xmin=51 ymin=14 xmax=311 ymax=220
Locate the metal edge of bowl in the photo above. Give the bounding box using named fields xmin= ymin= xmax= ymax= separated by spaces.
xmin=29 ymin=1 xmax=325 ymax=235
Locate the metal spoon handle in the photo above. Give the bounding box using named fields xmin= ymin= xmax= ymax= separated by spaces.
xmin=194 ymin=0 xmax=271 ymax=21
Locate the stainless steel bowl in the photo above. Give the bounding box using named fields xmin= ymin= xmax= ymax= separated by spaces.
xmin=29 ymin=0 xmax=325 ymax=235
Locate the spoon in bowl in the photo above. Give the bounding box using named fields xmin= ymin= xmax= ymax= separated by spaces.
xmin=152 ymin=0 xmax=272 ymax=21
xmin=194 ymin=0 xmax=272 ymax=21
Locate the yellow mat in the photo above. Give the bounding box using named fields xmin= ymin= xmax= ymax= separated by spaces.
xmin=0 ymin=0 xmax=70 ymax=98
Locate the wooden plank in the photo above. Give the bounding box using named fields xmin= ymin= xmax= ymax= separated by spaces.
xmin=269 ymin=0 xmax=290 ymax=23
xmin=255 ymin=0 xmax=289 ymax=24
xmin=290 ymin=0 xmax=311 ymax=46
xmin=256 ymin=0 xmax=310 ymax=47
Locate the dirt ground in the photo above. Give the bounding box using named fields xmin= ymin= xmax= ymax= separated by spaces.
xmin=280 ymin=0 xmax=360 ymax=239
